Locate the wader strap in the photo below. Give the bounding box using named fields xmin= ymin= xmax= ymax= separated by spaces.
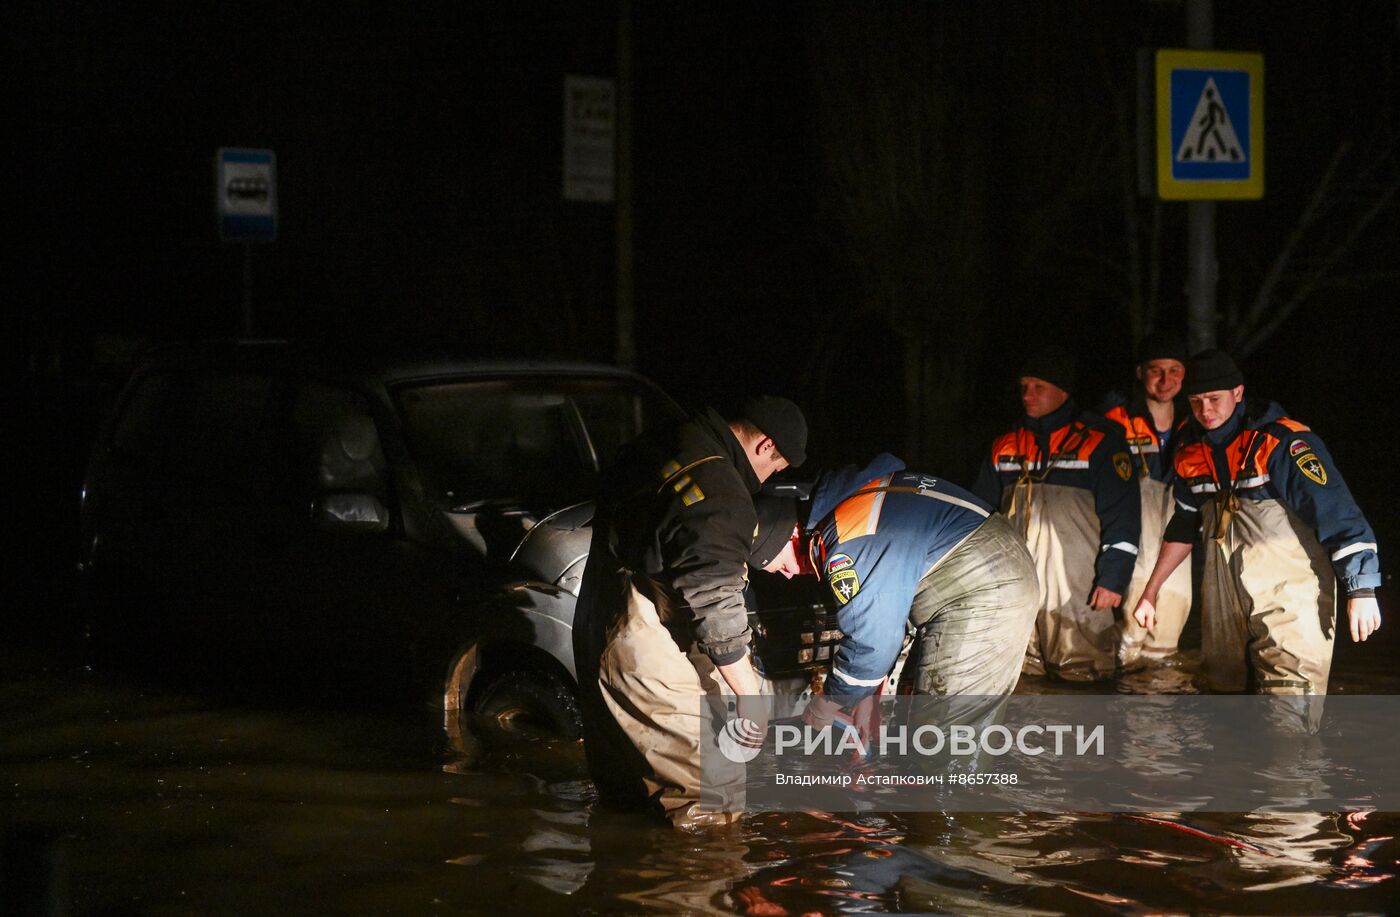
xmin=1005 ymin=423 xmax=1092 ymax=538
xmin=1213 ymin=490 xmax=1241 ymax=544
xmin=1211 ymin=430 xmax=1264 ymax=545
xmin=606 ymin=454 xmax=727 ymax=560
xmin=656 ymin=454 xmax=725 ymax=494
xmin=1007 ymin=477 xmax=1034 ymax=539
xmin=1257 ymin=677 xmax=1313 ymax=694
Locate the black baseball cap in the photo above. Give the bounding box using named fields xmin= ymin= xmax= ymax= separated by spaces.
xmin=740 ymin=395 xmax=807 ymax=467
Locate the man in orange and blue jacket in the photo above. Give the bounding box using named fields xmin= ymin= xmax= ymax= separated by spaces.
xmin=972 ymin=345 xmax=1140 ymax=681
xmin=750 ymin=454 xmax=1038 ymax=738
xmin=1133 ymin=349 xmax=1381 ymax=694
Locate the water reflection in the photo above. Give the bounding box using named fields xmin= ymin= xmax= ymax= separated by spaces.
xmin=2 ymin=652 xmax=1398 ymax=915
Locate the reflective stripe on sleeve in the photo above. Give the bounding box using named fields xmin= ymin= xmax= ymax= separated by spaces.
xmin=1331 ymin=542 xmax=1378 ymax=562
xmin=918 ymin=489 xmax=991 ymax=518
xmin=830 ymin=666 xmax=887 ymax=688
xmin=866 ymin=489 xmax=887 ymax=537
xmin=1102 ymin=542 xmax=1139 ymax=556
xmin=1176 ymin=500 xmax=1198 ymax=512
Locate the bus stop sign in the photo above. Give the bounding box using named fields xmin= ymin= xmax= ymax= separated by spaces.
xmin=217 ymin=148 xmax=277 ymax=242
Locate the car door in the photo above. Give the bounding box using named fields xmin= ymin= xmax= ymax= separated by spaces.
xmin=257 ymin=378 xmax=459 ymax=697
xmin=84 ymin=369 xmax=277 ymax=668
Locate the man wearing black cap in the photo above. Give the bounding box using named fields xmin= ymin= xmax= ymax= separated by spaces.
xmin=1100 ymin=331 xmax=1193 ymax=667
xmin=573 ymin=394 xmax=807 ymax=827
xmin=971 ymin=345 xmax=1141 ymax=681
xmin=1132 ymin=349 xmax=1382 ymax=694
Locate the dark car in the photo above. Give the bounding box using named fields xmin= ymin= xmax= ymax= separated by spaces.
xmin=79 ymin=342 xmax=841 ymax=735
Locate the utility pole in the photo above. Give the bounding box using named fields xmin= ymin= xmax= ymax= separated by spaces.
xmin=1185 ymin=0 xmax=1218 ymax=352
xmin=615 ymin=0 xmax=636 ymax=369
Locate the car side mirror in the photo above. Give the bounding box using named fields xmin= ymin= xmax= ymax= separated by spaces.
xmin=311 ymin=492 xmax=389 ymax=533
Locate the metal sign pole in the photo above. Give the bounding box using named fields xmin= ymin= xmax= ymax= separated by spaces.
xmin=615 ymin=0 xmax=636 ymax=369
xmin=242 ymin=243 xmax=253 ymax=338
xmin=1185 ymin=0 xmax=1218 ymax=352
xmin=216 ymin=147 xmax=276 ymax=338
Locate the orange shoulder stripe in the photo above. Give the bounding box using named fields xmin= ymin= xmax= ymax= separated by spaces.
xmin=834 ymin=475 xmax=890 ymax=543
xmin=990 ymin=430 xmax=1022 ymax=459
xmin=1057 ymin=425 xmax=1105 ymax=459
xmin=1175 ymin=440 xmax=1214 ymax=479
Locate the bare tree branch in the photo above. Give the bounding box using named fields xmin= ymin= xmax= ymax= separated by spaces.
xmin=1237 ymin=174 xmax=1399 ymax=358
xmin=1239 ymin=141 xmax=1351 ymax=337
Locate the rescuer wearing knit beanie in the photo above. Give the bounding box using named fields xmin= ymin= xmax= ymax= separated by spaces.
xmin=971 ymin=344 xmax=1141 ymax=682
xmin=1132 ymin=347 xmax=1382 ymax=696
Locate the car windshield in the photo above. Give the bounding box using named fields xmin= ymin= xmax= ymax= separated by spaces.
xmin=395 ymin=375 xmax=679 ymax=511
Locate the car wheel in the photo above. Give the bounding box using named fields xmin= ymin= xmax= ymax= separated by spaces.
xmin=472 ymin=668 xmax=582 ymax=738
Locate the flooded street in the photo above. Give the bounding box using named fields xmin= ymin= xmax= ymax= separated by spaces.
xmin=4 ymin=636 xmax=1398 ymax=916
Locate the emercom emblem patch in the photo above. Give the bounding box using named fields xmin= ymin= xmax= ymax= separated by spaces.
xmin=830 ymin=568 xmax=861 ymax=605
xmin=1296 ymin=452 xmax=1328 ymax=486
xmin=1112 ymin=452 xmax=1133 ymax=481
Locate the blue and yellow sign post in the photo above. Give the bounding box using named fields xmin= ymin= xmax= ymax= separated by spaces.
xmin=1156 ymin=49 xmax=1264 ymax=200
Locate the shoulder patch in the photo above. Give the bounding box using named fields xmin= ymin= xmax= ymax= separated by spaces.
xmin=827 ymin=553 xmax=855 ymax=575
xmin=1112 ymin=452 xmax=1133 ymax=481
xmin=1296 ymin=451 xmax=1328 ymax=486
xmin=1289 ymin=438 xmax=1310 ymax=457
xmin=830 ymin=567 xmax=861 ymax=605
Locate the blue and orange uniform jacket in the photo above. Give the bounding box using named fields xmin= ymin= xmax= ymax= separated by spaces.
xmin=1099 ymin=392 xmax=1185 ymax=483
xmin=971 ymin=400 xmax=1140 ymax=595
xmin=807 ymin=454 xmax=993 ymax=706
xmin=1163 ymin=399 xmax=1380 ymax=596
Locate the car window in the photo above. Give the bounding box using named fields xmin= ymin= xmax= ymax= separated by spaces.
xmin=395 ymin=376 xmax=677 ymax=510
xmin=178 ymin=375 xmax=275 ymax=483
xmin=288 ymin=382 xmax=388 ymax=497
xmin=111 ymin=371 xmax=274 ymax=488
xmin=111 ymin=372 xmax=181 ymax=461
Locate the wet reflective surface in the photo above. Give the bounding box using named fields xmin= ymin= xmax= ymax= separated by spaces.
xmin=3 ymin=642 xmax=1398 ymax=915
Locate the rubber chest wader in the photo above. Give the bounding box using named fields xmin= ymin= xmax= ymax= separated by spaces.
xmin=1200 ymin=434 xmax=1336 ymax=694
xmin=1120 ymin=477 xmax=1193 ymax=665
xmin=593 ymin=455 xmax=747 ymax=828
xmin=1004 ymin=426 xmax=1117 ymax=681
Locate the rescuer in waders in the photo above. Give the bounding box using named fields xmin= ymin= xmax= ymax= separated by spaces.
xmin=972 ymin=346 xmax=1141 ymax=681
xmin=750 ymin=453 xmax=1039 ymax=727
xmin=1132 ymin=349 xmax=1381 ymax=694
xmin=572 ymin=396 xmax=807 ymax=828
xmin=1099 ymin=331 xmax=1193 ymax=668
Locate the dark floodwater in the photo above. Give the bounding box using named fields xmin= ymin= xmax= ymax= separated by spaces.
xmin=3 ymin=642 xmax=1399 ymax=916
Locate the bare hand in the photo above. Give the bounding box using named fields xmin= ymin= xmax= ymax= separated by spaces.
xmin=1133 ymin=594 xmax=1157 ymax=630
xmin=718 ymin=657 xmax=770 ymax=732
xmin=801 ymin=695 xmax=843 ymax=730
xmin=849 ymin=688 xmax=882 ymax=750
xmin=1347 ymin=595 xmax=1382 ymax=642
xmin=736 ymin=692 xmax=771 ymax=733
xmin=1089 ymin=586 xmax=1122 ymax=611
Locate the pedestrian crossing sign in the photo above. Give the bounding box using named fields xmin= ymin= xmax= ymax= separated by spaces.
xmin=1156 ymin=49 xmax=1264 ymax=200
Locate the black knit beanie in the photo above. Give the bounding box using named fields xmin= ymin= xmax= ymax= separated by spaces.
xmin=1183 ymin=349 xmax=1244 ymax=396
xmin=749 ymin=496 xmax=798 ymax=568
xmin=1018 ymin=345 xmax=1076 ymax=394
xmin=1136 ymin=330 xmax=1188 ymax=366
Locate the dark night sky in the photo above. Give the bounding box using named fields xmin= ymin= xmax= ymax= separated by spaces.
xmin=10 ymin=1 xmax=1400 ymax=596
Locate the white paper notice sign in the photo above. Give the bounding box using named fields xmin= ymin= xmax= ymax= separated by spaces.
xmin=563 ymin=76 xmax=616 ymax=203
